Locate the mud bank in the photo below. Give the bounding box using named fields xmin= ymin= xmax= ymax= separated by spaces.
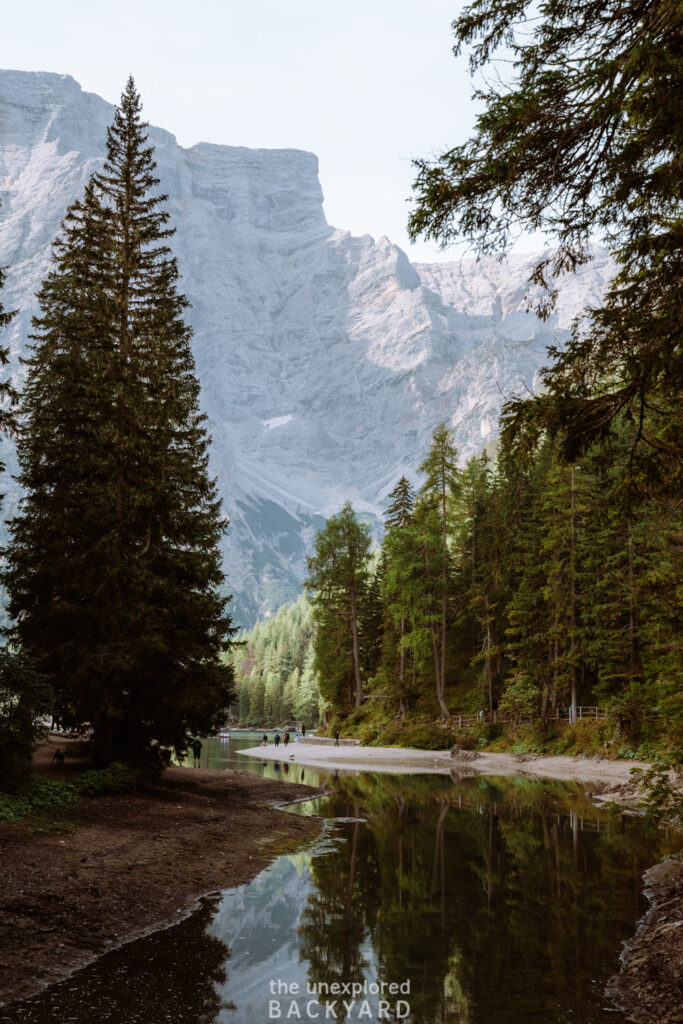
xmin=0 ymin=759 xmax=322 ymax=1005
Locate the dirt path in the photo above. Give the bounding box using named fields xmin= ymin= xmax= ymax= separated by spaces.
xmin=0 ymin=741 xmax=322 ymax=1005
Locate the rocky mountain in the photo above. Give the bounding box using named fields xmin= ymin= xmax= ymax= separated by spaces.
xmin=0 ymin=71 xmax=613 ymax=626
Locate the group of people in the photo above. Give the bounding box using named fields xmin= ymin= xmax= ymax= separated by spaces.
xmin=261 ymin=724 xmax=307 ymax=748
xmin=189 ymin=724 xmax=312 ymax=769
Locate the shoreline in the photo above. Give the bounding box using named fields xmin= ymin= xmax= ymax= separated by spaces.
xmin=3 ymin=740 xmax=677 ymax=1021
xmin=0 ymin=759 xmax=323 ymax=1006
xmin=241 ymin=742 xmax=651 ymax=788
xmin=607 ymin=854 xmax=683 ymax=1024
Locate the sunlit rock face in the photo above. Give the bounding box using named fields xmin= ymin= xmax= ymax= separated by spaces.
xmin=0 ymin=71 xmax=613 ymax=625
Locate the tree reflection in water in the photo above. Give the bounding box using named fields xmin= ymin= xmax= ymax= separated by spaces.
xmin=298 ymin=772 xmax=681 ymax=1024
xmin=3 ymin=772 xmax=680 ymax=1024
xmin=3 ymin=896 xmax=230 ymax=1024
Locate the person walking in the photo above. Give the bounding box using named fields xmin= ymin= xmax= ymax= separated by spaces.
xmin=283 ymin=731 xmax=289 ymax=747
xmin=301 ymin=723 xmax=306 ymax=738
xmin=192 ymin=737 xmax=203 ymax=767
xmin=262 ymin=733 xmax=268 ymax=746
xmin=334 ymin=730 xmax=340 ymax=747
xmin=274 ymin=733 xmax=280 ymax=748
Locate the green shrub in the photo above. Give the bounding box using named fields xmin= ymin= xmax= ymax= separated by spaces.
xmin=452 ymin=731 xmax=478 ymax=750
xmin=355 ymin=723 xmax=381 ymax=745
xmin=401 ymin=726 xmax=453 ymax=750
xmin=0 ymin=762 xmax=144 ymax=823
xmin=371 ymin=722 xmax=404 ymax=747
xmin=74 ymin=762 xmax=142 ymax=797
xmin=479 ymin=722 xmax=503 ymax=743
xmin=0 ymin=777 xmax=79 ymax=822
xmin=371 ymin=723 xmax=453 ymax=750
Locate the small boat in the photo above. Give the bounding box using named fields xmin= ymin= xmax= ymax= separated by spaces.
xmin=218 ymin=731 xmax=231 ymax=739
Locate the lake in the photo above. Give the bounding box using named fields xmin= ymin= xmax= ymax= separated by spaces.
xmin=4 ymin=733 xmax=679 ymax=1023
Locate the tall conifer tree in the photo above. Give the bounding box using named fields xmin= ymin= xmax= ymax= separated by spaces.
xmin=4 ymin=81 xmax=234 ymax=766
xmin=305 ymin=502 xmax=371 ymax=711
xmin=377 ymin=477 xmax=417 ymax=717
xmin=418 ymin=425 xmax=459 ymax=721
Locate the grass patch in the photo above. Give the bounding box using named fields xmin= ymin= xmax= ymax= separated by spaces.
xmin=0 ymin=762 xmax=145 ymax=824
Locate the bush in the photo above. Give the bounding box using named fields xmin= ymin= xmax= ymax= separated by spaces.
xmin=371 ymin=722 xmax=404 ymax=747
xmin=452 ymin=731 xmax=478 ymax=750
xmin=74 ymin=762 xmax=143 ymax=797
xmin=401 ymin=726 xmax=453 ymax=750
xmin=0 ymin=762 xmax=145 ymax=823
xmin=372 ymin=723 xmax=453 ymax=750
xmin=631 ymin=758 xmax=683 ymax=826
xmin=478 ymin=722 xmax=503 ymax=743
xmin=355 ymin=723 xmax=381 ymax=745
xmin=0 ymin=777 xmax=79 ymax=822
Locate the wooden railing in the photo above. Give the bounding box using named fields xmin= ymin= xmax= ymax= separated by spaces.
xmin=450 ymin=705 xmax=609 ymax=729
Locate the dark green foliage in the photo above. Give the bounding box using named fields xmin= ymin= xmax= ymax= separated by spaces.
xmin=383 ymin=475 xmax=415 ymax=530
xmin=359 ymin=555 xmax=384 ymax=679
xmin=3 ymin=80 xmax=234 ymax=767
xmin=305 ymin=501 xmax=372 ymax=712
xmin=0 ymin=650 xmax=52 ymax=791
xmin=631 ymin=759 xmax=683 ymax=826
xmin=373 ymin=478 xmax=419 ymax=720
xmin=233 ymin=595 xmax=319 ymax=727
xmin=0 ymin=761 xmax=144 ymax=823
xmin=414 ymin=425 xmax=460 ymax=720
xmin=409 ymin=0 xmax=683 ymax=487
xmin=304 ymin=426 xmax=680 ymax=756
xmin=371 ymin=724 xmax=454 ymax=750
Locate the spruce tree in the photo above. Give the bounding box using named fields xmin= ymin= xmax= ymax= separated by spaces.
xmin=410 ymin=0 xmax=682 ymax=484
xmin=417 ymin=425 xmax=460 ymax=721
xmin=305 ymin=502 xmax=371 ymax=712
xmin=377 ymin=477 xmax=417 ymax=717
xmin=4 ymin=81 xmax=234 ymax=766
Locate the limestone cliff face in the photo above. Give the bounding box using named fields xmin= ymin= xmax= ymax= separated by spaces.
xmin=0 ymin=71 xmax=613 ymax=625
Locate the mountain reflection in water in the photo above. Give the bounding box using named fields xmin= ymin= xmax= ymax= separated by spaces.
xmin=5 ymin=756 xmax=681 ymax=1024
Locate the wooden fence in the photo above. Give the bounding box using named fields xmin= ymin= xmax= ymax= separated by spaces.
xmin=451 ymin=705 xmax=609 ymax=730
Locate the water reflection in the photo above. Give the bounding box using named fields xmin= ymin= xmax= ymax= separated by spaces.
xmin=255 ymin=773 xmax=678 ymax=1024
xmin=178 ymin=732 xmax=331 ymax=790
xmin=4 ymin=896 xmax=229 ymax=1023
xmin=4 ymin=768 xmax=680 ymax=1024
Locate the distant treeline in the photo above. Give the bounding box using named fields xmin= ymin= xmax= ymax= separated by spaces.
xmin=232 ymin=596 xmax=319 ymax=729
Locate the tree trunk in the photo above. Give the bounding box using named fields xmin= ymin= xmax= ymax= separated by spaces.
xmin=432 ymin=631 xmax=450 ymax=721
xmin=570 ymin=466 xmax=578 ymax=720
xmin=627 ymin=516 xmax=640 ymax=681
xmin=93 ymin=717 xmax=114 ymax=768
xmin=486 ymin=618 xmax=493 ymax=718
xmin=349 ymin=583 xmax=363 ymax=707
xmin=440 ymin=471 xmax=448 ymax=710
xmin=398 ymin=616 xmax=406 ymax=718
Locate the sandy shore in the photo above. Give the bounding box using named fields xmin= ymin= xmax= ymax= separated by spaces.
xmin=241 ymin=742 xmax=650 ymax=786
xmin=0 ymin=741 xmax=322 ymax=1006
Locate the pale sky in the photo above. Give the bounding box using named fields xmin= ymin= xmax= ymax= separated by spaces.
xmin=5 ymin=1 xmax=544 ymax=262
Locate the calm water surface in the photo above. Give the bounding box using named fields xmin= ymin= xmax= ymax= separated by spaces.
xmin=4 ymin=732 xmax=680 ymax=1024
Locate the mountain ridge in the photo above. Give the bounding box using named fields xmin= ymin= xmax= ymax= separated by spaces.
xmin=0 ymin=70 xmax=614 ymax=625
